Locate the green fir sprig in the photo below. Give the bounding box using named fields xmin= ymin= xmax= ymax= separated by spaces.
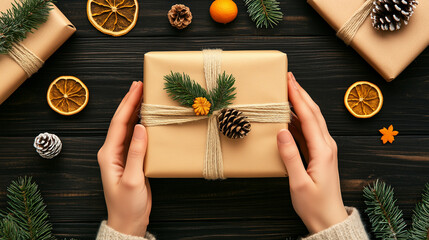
xmin=208 ymin=72 xmax=236 ymax=111
xmin=163 ymin=71 xmax=236 ymax=114
xmin=0 ymin=176 xmax=54 ymax=240
xmin=0 ymin=0 xmax=54 ymax=54
xmin=363 ymin=180 xmax=408 ymax=240
xmin=243 ymin=0 xmax=283 ymax=28
xmin=164 ymin=72 xmax=210 ymax=107
xmin=363 ymin=180 xmax=429 ymax=240
xmin=409 ymin=183 xmax=429 ymax=240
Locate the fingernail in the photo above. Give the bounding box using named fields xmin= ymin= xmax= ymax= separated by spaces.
xmin=289 ymin=72 xmax=298 ymax=90
xmin=133 ymin=124 xmax=146 ymax=140
xmin=278 ymin=129 xmax=292 ymax=144
xmin=129 ymin=81 xmax=137 ymax=91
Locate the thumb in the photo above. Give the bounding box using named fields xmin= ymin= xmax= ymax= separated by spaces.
xmin=277 ymin=129 xmax=310 ymax=186
xmin=123 ymin=124 xmax=147 ymax=183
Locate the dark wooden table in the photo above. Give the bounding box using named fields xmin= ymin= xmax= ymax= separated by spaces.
xmin=1 ymin=0 xmax=428 ymax=239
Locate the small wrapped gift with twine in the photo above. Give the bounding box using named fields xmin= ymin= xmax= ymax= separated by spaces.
xmin=0 ymin=1 xmax=75 ymax=105
xmin=308 ymin=0 xmax=429 ymax=81
xmin=141 ymin=50 xmax=290 ymax=179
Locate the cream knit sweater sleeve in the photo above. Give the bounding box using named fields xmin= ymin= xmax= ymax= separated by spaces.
xmin=96 ymin=207 xmax=368 ymax=240
xmin=96 ymin=221 xmax=156 ymax=240
xmin=301 ymin=207 xmax=369 ymax=240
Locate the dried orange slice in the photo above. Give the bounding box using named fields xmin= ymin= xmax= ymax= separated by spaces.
xmin=47 ymin=76 xmax=89 ymax=116
xmin=87 ymin=0 xmax=139 ymax=37
xmin=344 ymin=81 xmax=383 ymax=118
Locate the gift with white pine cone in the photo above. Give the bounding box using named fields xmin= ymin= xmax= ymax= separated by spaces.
xmin=308 ymin=0 xmax=429 ymax=81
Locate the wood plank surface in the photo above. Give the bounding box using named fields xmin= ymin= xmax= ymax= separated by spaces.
xmin=0 ymin=0 xmax=428 ymax=239
xmin=0 ymin=136 xmax=427 ymax=239
xmin=0 ymin=37 xmax=428 ymax=136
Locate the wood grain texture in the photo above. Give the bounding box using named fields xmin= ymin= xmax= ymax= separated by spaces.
xmin=0 ymin=37 xmax=428 ymax=136
xmin=0 ymin=0 xmax=428 ymax=239
xmin=0 ymin=136 xmax=427 ymax=239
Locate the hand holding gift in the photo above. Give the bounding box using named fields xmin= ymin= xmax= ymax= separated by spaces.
xmin=97 ymin=81 xmax=152 ymax=238
xmin=277 ymin=73 xmax=350 ymax=234
xmin=94 ymin=75 xmax=369 ymax=240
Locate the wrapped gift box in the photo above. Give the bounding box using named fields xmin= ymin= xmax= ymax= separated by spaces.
xmin=308 ymin=0 xmax=429 ymax=81
xmin=142 ymin=50 xmax=289 ymax=178
xmin=0 ymin=1 xmax=76 ymax=104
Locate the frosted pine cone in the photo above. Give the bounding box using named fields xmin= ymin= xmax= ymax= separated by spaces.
xmin=371 ymin=0 xmax=418 ymax=31
xmin=33 ymin=132 xmax=62 ymax=159
xmin=218 ymin=108 xmax=251 ymax=139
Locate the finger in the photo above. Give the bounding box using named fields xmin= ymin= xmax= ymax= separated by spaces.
xmin=287 ymin=72 xmax=327 ymax=150
xmin=292 ymin=78 xmax=331 ymax=143
xmin=144 ymin=179 xmax=152 ymax=216
xmin=289 ymin=114 xmax=309 ymax=163
xmin=122 ymin=124 xmax=147 ymax=183
xmin=113 ymin=81 xmax=137 ymax=118
xmin=122 ymin=105 xmax=144 ymax=160
xmin=277 ymin=129 xmax=311 ymax=186
xmin=105 ymin=81 xmax=143 ymax=148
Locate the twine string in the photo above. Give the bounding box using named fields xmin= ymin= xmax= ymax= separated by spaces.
xmin=336 ymin=0 xmax=373 ymax=45
xmin=202 ymin=49 xmax=224 ymax=179
xmin=140 ymin=49 xmax=291 ymax=179
xmin=8 ymin=42 xmax=44 ymax=77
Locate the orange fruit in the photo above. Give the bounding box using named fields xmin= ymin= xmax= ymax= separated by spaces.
xmin=344 ymin=81 xmax=383 ymax=118
xmin=47 ymin=76 xmax=89 ymax=116
xmin=87 ymin=0 xmax=139 ymax=37
xmin=210 ymin=0 xmax=238 ymax=24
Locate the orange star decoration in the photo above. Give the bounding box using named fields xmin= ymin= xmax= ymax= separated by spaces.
xmin=192 ymin=97 xmax=211 ymax=115
xmin=379 ymin=125 xmax=399 ymax=144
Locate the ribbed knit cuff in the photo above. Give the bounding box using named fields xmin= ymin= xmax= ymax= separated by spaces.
xmin=96 ymin=221 xmax=156 ymax=240
xmin=301 ymin=207 xmax=369 ymax=240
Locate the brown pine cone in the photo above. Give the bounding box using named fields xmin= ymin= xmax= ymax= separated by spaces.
xmin=218 ymin=108 xmax=251 ymax=139
xmin=168 ymin=4 xmax=193 ymax=30
xmin=371 ymin=0 xmax=418 ymax=31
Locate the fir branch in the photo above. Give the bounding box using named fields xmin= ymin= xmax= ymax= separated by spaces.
xmin=243 ymin=0 xmax=283 ymax=28
xmin=363 ymin=180 xmax=409 ymax=240
xmin=164 ymin=72 xmax=209 ymax=108
xmin=409 ymin=183 xmax=429 ymax=240
xmin=1 ymin=176 xmax=54 ymax=240
xmin=209 ymin=72 xmax=236 ymax=112
xmin=0 ymin=0 xmax=54 ymax=54
xmin=0 ymin=214 xmax=25 ymax=240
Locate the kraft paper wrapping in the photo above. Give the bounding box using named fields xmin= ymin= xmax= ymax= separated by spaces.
xmin=308 ymin=0 xmax=429 ymax=81
xmin=143 ymin=51 xmax=288 ymax=178
xmin=0 ymin=2 xmax=76 ymax=104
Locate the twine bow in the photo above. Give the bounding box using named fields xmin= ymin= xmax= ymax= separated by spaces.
xmin=336 ymin=0 xmax=373 ymax=45
xmin=141 ymin=49 xmax=290 ymax=180
xmin=8 ymin=42 xmax=44 ymax=77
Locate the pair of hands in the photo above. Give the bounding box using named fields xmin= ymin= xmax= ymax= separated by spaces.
xmin=96 ymin=73 xmax=347 ymax=237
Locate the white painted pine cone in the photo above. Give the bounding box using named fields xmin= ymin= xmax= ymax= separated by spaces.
xmin=33 ymin=132 xmax=62 ymax=159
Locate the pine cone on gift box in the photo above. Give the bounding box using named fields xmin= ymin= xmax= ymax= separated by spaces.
xmin=168 ymin=4 xmax=193 ymax=30
xmin=371 ymin=0 xmax=418 ymax=31
xmin=218 ymin=108 xmax=251 ymax=139
xmin=33 ymin=132 xmax=62 ymax=159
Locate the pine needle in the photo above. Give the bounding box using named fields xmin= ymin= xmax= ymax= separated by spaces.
xmin=163 ymin=71 xmax=237 ymax=114
xmin=409 ymin=183 xmax=429 ymax=240
xmin=208 ymin=72 xmax=236 ymax=112
xmin=243 ymin=0 xmax=283 ymax=28
xmin=164 ymin=72 xmax=209 ymax=108
xmin=0 ymin=176 xmax=54 ymax=240
xmin=363 ymin=180 xmax=409 ymax=240
xmin=0 ymin=0 xmax=54 ymax=54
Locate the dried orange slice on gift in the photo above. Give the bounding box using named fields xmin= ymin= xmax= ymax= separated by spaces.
xmin=47 ymin=76 xmax=89 ymax=116
xmin=87 ymin=0 xmax=139 ymax=37
xmin=344 ymin=81 xmax=383 ymax=118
